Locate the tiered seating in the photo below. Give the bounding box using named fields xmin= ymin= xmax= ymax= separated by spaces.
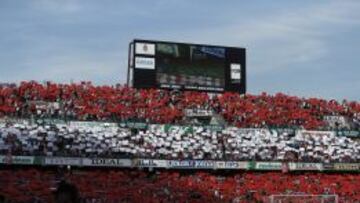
xmin=1 ymin=81 xmax=360 ymax=202
xmin=1 ymin=82 xmax=359 ymax=129
xmin=0 ymin=168 xmax=359 ymax=202
xmin=1 ymin=122 xmax=359 ymax=162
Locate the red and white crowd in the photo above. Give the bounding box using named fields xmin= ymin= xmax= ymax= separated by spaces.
xmin=1 ymin=81 xmax=360 ymax=202
xmin=1 ymin=81 xmax=359 ymax=129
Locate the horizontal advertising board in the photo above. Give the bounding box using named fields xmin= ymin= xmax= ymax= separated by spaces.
xmin=215 ymin=161 xmax=248 ymax=169
xmin=288 ymin=163 xmax=323 ymax=171
xmin=184 ymin=109 xmax=214 ymax=117
xmin=193 ymin=160 xmax=215 ymax=169
xmin=167 ymin=160 xmax=195 ymax=168
xmin=166 ymin=160 xmax=216 ymax=169
xmin=69 ymin=121 xmax=118 ymax=128
xmin=119 ymin=122 xmax=148 ymax=129
xmin=1 ymin=155 xmax=359 ymax=172
xmin=135 ymin=159 xmax=168 ymax=168
xmin=0 ymin=155 xmax=35 ymax=165
xmin=322 ymin=163 xmax=334 ymax=170
xmin=253 ymin=162 xmax=282 ymax=170
xmin=298 ymin=130 xmax=335 ymax=137
xmin=337 ymin=130 xmax=360 ymax=138
xmin=82 ymin=158 xmax=132 ymax=167
xmin=333 ymin=163 xmax=360 ymax=171
xmin=44 ymin=157 xmax=82 ymax=166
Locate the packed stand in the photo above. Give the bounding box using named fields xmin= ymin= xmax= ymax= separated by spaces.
xmin=0 ymin=81 xmax=359 ymax=130
xmin=0 ymin=167 xmax=359 ymax=202
xmin=1 ymin=122 xmax=359 ymax=162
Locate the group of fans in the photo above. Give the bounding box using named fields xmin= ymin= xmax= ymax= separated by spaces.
xmin=1 ymin=81 xmax=359 ymax=129
xmin=1 ymin=122 xmax=359 ymax=162
xmin=1 ymin=81 xmax=360 ymax=202
xmin=1 ymin=168 xmax=359 ymax=202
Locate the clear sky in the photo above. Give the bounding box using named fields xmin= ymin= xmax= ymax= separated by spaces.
xmin=0 ymin=0 xmax=359 ymax=101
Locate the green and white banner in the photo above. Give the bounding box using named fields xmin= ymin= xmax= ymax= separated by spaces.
xmin=0 ymin=155 xmax=35 ymax=165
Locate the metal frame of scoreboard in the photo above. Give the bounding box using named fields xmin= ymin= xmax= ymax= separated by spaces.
xmin=127 ymin=39 xmax=246 ymax=94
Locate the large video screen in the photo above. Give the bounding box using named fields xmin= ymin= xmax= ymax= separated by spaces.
xmin=130 ymin=40 xmax=246 ymax=93
xmin=156 ymin=43 xmax=225 ymax=91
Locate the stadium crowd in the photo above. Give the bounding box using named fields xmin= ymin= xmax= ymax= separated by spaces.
xmin=0 ymin=167 xmax=358 ymax=202
xmin=1 ymin=122 xmax=359 ymax=162
xmin=1 ymin=81 xmax=360 ymax=203
xmin=0 ymin=81 xmax=359 ymax=129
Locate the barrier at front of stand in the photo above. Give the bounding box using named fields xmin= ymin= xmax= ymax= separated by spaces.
xmin=1 ymin=155 xmax=360 ymax=172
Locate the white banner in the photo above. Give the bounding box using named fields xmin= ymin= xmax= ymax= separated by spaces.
xmin=230 ymin=63 xmax=241 ymax=80
xmin=83 ymin=158 xmax=132 ymax=167
xmin=216 ymin=161 xmax=248 ymax=169
xmin=298 ymin=130 xmax=335 ymax=137
xmin=135 ymin=42 xmax=155 ymax=55
xmin=136 ymin=159 xmax=168 ymax=168
xmin=288 ymin=162 xmax=323 ymax=171
xmin=184 ymin=109 xmax=213 ymax=117
xmin=135 ymin=57 xmax=155 ymax=69
xmin=255 ymin=162 xmax=282 ymax=170
xmin=69 ymin=121 xmax=117 ymax=128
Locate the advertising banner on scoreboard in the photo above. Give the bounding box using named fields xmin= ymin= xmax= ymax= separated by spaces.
xmin=135 ymin=42 xmax=155 ymax=55
xmin=135 ymin=57 xmax=155 ymax=70
xmin=230 ymin=63 xmax=241 ymax=83
xmin=130 ymin=39 xmax=246 ymax=93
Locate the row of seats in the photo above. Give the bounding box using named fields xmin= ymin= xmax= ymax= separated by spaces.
xmin=1 ymin=122 xmax=359 ymax=162
xmin=1 ymin=81 xmax=359 ymax=129
xmin=0 ymin=167 xmax=359 ymax=202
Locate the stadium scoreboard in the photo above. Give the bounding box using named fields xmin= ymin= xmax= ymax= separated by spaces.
xmin=127 ymin=39 xmax=246 ymax=93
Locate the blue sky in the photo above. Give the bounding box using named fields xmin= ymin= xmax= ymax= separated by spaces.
xmin=0 ymin=0 xmax=359 ymax=101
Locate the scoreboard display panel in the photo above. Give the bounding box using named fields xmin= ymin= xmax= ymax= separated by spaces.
xmin=128 ymin=39 xmax=246 ymax=93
